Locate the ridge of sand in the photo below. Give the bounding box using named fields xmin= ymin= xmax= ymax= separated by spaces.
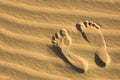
xmin=0 ymin=60 xmax=71 ymax=80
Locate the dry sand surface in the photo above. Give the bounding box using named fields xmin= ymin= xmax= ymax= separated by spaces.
xmin=0 ymin=0 xmax=120 ymax=80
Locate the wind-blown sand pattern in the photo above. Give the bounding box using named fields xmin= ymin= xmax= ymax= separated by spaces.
xmin=0 ymin=0 xmax=120 ymax=80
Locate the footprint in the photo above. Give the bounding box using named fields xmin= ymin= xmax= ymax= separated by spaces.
xmin=76 ymin=21 xmax=111 ymax=67
xmin=52 ymin=29 xmax=88 ymax=73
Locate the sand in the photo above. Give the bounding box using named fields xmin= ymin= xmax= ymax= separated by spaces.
xmin=0 ymin=0 xmax=120 ymax=80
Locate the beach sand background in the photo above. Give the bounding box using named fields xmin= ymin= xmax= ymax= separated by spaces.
xmin=0 ymin=0 xmax=120 ymax=80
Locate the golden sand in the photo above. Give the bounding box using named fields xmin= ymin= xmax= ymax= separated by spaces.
xmin=0 ymin=0 xmax=120 ymax=80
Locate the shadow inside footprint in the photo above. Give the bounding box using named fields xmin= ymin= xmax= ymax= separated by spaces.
xmin=50 ymin=45 xmax=85 ymax=73
xmin=95 ymin=53 xmax=106 ymax=67
xmin=81 ymin=32 xmax=90 ymax=43
xmin=76 ymin=23 xmax=90 ymax=43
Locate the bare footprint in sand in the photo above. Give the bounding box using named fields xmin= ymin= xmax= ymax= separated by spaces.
xmin=76 ymin=21 xmax=111 ymax=67
xmin=51 ymin=29 xmax=88 ymax=73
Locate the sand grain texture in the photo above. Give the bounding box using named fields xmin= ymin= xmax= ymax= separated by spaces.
xmin=0 ymin=0 xmax=120 ymax=80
